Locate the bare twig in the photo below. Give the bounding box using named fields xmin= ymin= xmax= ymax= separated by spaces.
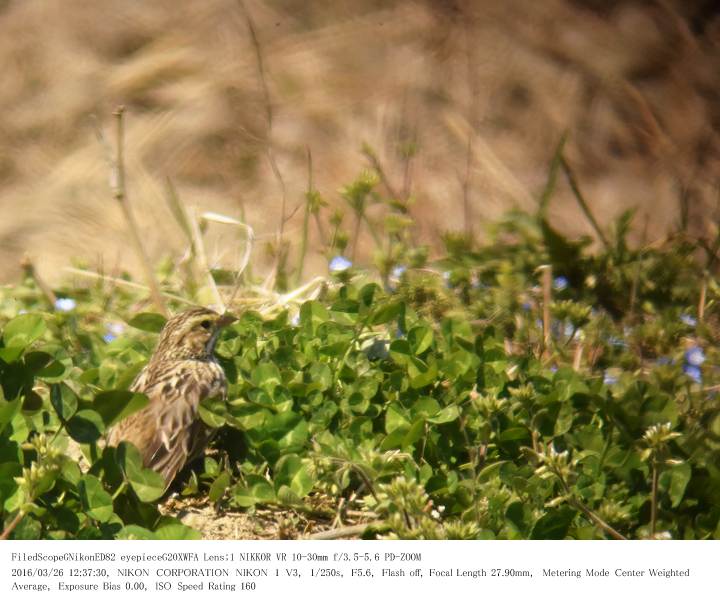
xmin=540 ymin=265 xmax=552 ymax=350
xmin=350 ymin=207 xmax=363 ymax=263
xmin=572 ymin=341 xmax=583 ymax=371
xmin=102 ymin=107 xmax=167 ymax=315
xmin=63 ymin=267 xmax=194 ymax=305
xmin=297 ymin=147 xmax=313 ymax=286
xmin=397 ymin=91 xmax=418 ymax=206
xmin=202 ymin=211 xmax=255 ymax=308
xmin=571 ymin=497 xmax=627 ymax=541
xmin=313 ymin=218 xmax=327 ymax=250
xmin=629 ymin=214 xmax=650 ymax=321
xmin=461 ymin=16 xmax=479 ymax=240
xmin=539 ymin=134 xmax=568 ymax=216
xmin=188 ymin=208 xmax=225 ymax=312
xmin=323 ymin=457 xmax=378 ymax=501
xmin=254 ymin=276 xmax=325 ymax=316
xmin=458 ymin=414 xmax=484 ymax=526
xmin=0 ymin=511 xmax=25 ymax=541
xmin=164 ymin=177 xmax=194 ymax=250
xmin=560 ymin=154 xmax=610 ymax=249
xmin=238 ymin=0 xmax=288 ymax=243
xmin=20 ymin=255 xmax=56 ymax=307
xmin=362 ymin=145 xmax=401 ymax=202
xmin=699 ymin=276 xmax=707 ymax=322
xmin=547 ymin=462 xmax=628 ymax=540
xmin=305 ymin=522 xmax=386 ymax=540
xmin=650 ymin=459 xmax=659 ymax=536
xmin=462 ymin=135 xmax=474 ymax=239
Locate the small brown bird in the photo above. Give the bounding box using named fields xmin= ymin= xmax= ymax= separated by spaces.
xmin=108 ymin=307 xmax=235 ymax=488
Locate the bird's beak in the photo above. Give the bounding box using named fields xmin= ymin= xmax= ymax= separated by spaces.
xmin=216 ymin=312 xmax=237 ymax=328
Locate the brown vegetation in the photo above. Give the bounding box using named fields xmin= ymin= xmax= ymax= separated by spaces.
xmin=0 ymin=0 xmax=718 ymax=284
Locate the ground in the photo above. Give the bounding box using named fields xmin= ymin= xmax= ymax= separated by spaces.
xmin=160 ymin=494 xmax=370 ymax=540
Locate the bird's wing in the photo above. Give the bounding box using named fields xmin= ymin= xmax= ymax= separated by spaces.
xmin=128 ymin=364 xmax=150 ymax=391
xmin=109 ymin=361 xmax=223 ymax=486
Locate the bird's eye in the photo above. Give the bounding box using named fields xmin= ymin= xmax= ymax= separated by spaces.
xmin=200 ymin=320 xmax=212 ymax=330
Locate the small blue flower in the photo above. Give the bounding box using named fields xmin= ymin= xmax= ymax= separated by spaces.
xmin=680 ymin=314 xmax=697 ymax=328
xmin=102 ymin=321 xmax=125 ymax=344
xmin=606 ymin=336 xmax=627 ymax=349
xmin=106 ymin=321 xmax=125 ymax=336
xmin=603 ymin=371 xmax=618 ymax=385
xmin=553 ymin=276 xmax=569 ymax=291
xmin=684 ymin=364 xmax=702 ymax=383
xmin=290 ymin=313 xmax=300 ymax=327
xmin=521 ymin=302 xmax=532 ymax=311
xmin=329 ymin=256 xmax=352 ymax=272
xmin=550 ymin=319 xmax=573 ymax=339
xmin=442 ymin=271 xmax=452 ymax=288
xmin=387 ymin=265 xmax=407 ymax=292
xmin=391 ymin=265 xmax=407 ymax=280
xmin=685 ymin=346 xmax=705 ymax=367
xmin=54 ymin=298 xmax=76 ymax=312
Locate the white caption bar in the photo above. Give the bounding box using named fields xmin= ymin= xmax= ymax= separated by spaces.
xmin=1 ymin=539 xmax=716 ymax=604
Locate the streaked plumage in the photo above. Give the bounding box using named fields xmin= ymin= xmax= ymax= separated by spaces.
xmin=107 ymin=307 xmax=234 ymax=488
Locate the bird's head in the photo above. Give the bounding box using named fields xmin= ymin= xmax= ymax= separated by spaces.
xmin=152 ymin=307 xmax=236 ymax=362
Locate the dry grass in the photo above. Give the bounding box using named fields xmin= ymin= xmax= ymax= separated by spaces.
xmin=0 ymin=0 xmax=718 ymax=284
xmin=160 ymin=493 xmax=357 ymax=540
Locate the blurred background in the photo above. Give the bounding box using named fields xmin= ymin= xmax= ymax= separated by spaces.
xmin=0 ymin=0 xmax=718 ymax=284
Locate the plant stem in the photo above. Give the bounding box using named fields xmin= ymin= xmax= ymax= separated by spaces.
xmin=111 ymin=482 xmax=127 ymax=501
xmin=63 ymin=267 xmax=193 ymax=305
xmin=163 ymin=177 xmax=194 ymax=249
xmin=629 ymin=214 xmax=649 ymax=322
xmin=650 ymin=458 xmax=659 ymax=536
xmin=572 ymin=341 xmax=583 ymax=371
xmin=571 ymin=497 xmax=627 ymax=540
xmin=110 ymin=107 xmax=167 ymax=315
xmin=461 ymin=16 xmax=479 ymax=241
xmin=305 ymin=522 xmax=386 ymax=540
xmin=560 ymin=154 xmax=610 ymax=250
xmin=19 ymin=255 xmax=57 ymax=307
xmin=699 ymin=276 xmax=707 ymax=322
xmin=555 ymin=471 xmax=627 ymax=540
xmin=539 ymin=133 xmax=567 ymax=216
xmin=351 ymin=210 xmax=362 ymax=262
xmin=362 ymin=144 xmax=400 ymax=201
xmin=462 ymin=135 xmax=474 ymax=240
xmin=313 ymin=212 xmax=327 ymax=249
xmin=0 ymin=511 xmax=25 ymax=540
xmin=458 ymin=414 xmax=484 ymax=526
xmin=238 ymin=0 xmax=289 ymax=254
xmin=541 ymin=265 xmax=552 ymax=350
xmin=362 ymin=213 xmax=382 ymax=249
xmin=296 ymin=148 xmax=313 ymax=286
xmin=188 ymin=208 xmax=225 ymax=311
xmin=596 ymin=424 xmax=614 ymax=477
xmin=324 ymin=456 xmax=378 ymax=501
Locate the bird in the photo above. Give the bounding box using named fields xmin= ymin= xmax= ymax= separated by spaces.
xmin=107 ymin=306 xmax=235 ymax=489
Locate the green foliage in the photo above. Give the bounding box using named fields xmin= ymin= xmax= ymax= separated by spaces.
xmin=0 ymin=170 xmax=718 ymax=540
